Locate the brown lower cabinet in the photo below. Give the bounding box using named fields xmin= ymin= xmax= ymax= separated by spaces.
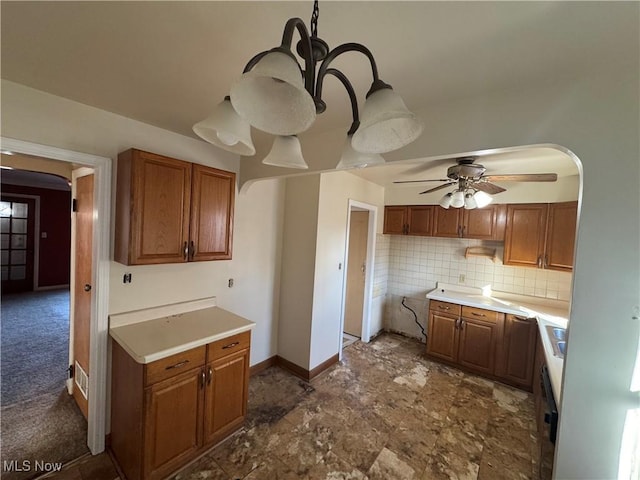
xmin=426 ymin=301 xmax=537 ymax=391
xmin=110 ymin=332 xmax=250 ymax=480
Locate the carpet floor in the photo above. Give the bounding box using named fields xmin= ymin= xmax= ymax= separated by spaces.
xmin=1 ymin=289 xmax=89 ymax=480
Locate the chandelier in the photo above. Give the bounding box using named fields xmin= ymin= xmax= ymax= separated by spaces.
xmin=193 ymin=1 xmax=423 ymax=169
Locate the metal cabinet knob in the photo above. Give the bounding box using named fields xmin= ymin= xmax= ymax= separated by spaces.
xmin=84 ymin=284 xmax=92 ymax=292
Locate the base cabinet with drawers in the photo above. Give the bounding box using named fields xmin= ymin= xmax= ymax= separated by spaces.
xmin=426 ymin=300 xmax=538 ymax=390
xmin=110 ymin=332 xmax=250 ymax=480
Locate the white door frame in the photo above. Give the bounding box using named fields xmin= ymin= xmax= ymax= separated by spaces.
xmin=1 ymin=137 xmax=111 ymax=454
xmin=339 ymin=200 xmax=377 ymax=360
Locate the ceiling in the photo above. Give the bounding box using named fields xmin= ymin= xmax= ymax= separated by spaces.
xmin=0 ymin=1 xmax=631 ymax=185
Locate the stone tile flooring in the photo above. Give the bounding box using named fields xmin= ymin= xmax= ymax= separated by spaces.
xmin=45 ymin=333 xmax=541 ymax=480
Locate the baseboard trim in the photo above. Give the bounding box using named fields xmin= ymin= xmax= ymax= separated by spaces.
xmin=274 ymin=354 xmax=339 ymax=382
xmin=250 ymin=356 xmax=277 ymax=377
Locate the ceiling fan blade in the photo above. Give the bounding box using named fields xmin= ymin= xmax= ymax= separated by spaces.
xmin=474 ymin=182 xmax=506 ymax=194
xmin=483 ymin=173 xmax=558 ymax=182
xmin=419 ymin=182 xmax=456 ymax=195
xmin=393 ymin=178 xmax=450 ymax=184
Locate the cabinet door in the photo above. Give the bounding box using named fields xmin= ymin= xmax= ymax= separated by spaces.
xmin=203 ymin=349 xmax=249 ymax=446
xmin=457 ymin=317 xmax=499 ymax=375
xmin=190 ymin=165 xmax=235 ymax=261
xmin=122 ymin=150 xmax=192 ymax=265
xmin=407 ymin=206 xmax=434 ymax=236
xmin=462 ymin=204 xmax=506 ymax=240
xmin=545 ymin=201 xmax=577 ymax=271
xmin=426 ymin=311 xmax=459 ymax=362
xmin=432 ymin=207 xmax=461 ymax=237
xmin=383 ymin=206 xmax=407 ymax=234
xmin=504 ymin=204 xmax=548 ymax=267
xmin=497 ymin=315 xmax=537 ymax=389
xmin=144 ymin=368 xmax=203 ymax=480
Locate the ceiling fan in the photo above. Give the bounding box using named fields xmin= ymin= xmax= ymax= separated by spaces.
xmin=393 ymin=156 xmax=558 ymax=196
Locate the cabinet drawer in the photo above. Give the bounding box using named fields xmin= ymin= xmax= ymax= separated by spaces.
xmin=207 ymin=331 xmax=251 ymax=362
xmin=429 ymin=300 xmax=461 ymax=315
xmin=145 ymin=346 xmax=206 ymax=386
xmin=462 ymin=306 xmax=503 ymax=323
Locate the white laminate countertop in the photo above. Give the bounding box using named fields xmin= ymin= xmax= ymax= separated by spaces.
xmin=109 ymin=298 xmax=255 ymax=364
xmin=426 ymin=283 xmax=568 ymax=405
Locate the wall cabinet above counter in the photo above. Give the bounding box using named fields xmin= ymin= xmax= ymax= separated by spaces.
xmin=384 ymin=201 xmax=577 ymax=271
xmin=383 ymin=204 xmax=505 ymax=240
xmin=115 ymin=149 xmax=235 ymax=265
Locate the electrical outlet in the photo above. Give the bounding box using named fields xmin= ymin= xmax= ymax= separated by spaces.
xmin=459 ymin=274 xmax=465 ymax=283
xmin=123 ymin=273 xmax=132 ymax=284
xmin=228 ymin=278 xmax=234 ymax=288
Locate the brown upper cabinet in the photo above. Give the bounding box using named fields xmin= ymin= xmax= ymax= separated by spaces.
xmin=383 ymin=205 xmax=434 ymax=236
xmin=115 ymin=149 xmax=235 ymax=265
xmin=432 ymin=204 xmax=506 ymax=240
xmin=504 ymin=201 xmax=577 ymax=271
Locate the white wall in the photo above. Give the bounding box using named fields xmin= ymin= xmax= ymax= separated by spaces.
xmin=1 ymin=80 xmax=285 ymax=367
xmin=277 ymin=175 xmax=320 ymax=369
xmin=309 ymin=171 xmax=384 ymax=369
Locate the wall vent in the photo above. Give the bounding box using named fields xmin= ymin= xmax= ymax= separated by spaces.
xmin=74 ymin=361 xmax=89 ymax=400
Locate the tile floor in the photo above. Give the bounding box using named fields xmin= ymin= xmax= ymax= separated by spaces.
xmin=44 ymin=333 xmax=543 ymax=480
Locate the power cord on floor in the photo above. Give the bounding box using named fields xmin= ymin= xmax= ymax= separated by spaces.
xmin=402 ymin=296 xmax=427 ymax=340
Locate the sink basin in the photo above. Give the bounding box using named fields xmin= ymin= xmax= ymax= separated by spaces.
xmin=545 ymin=325 xmax=567 ymax=358
xmin=550 ymin=327 xmax=566 ymax=341
xmin=557 ymin=341 xmax=566 ymax=355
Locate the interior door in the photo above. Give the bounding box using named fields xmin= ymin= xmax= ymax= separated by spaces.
xmin=0 ymin=196 xmax=36 ymax=293
xmin=344 ymin=211 xmax=369 ymax=338
xmin=72 ymin=174 xmax=93 ymax=419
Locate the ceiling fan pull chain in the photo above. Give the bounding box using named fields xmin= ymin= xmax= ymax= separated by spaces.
xmin=311 ymin=0 xmax=319 ymax=37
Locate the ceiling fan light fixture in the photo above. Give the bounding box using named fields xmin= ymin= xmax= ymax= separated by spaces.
xmin=464 ymin=192 xmax=478 ymax=209
xmin=262 ymin=135 xmax=308 ymax=169
xmin=336 ymin=135 xmax=385 ymax=169
xmin=351 ymin=87 xmax=423 ymax=154
xmin=473 ymin=190 xmax=493 ymax=208
xmin=439 ymin=192 xmax=453 ymax=209
xmin=230 ymin=50 xmax=317 ymax=136
xmin=192 ymin=98 xmax=256 ymax=156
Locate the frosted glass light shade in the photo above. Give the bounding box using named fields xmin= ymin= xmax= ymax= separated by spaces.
xmin=230 ymin=51 xmax=316 ymax=136
xmin=193 ymin=98 xmax=256 ymax=156
xmin=439 ymin=193 xmax=453 ymax=209
xmin=336 ymin=135 xmax=385 ymax=169
xmin=464 ymin=192 xmax=477 ymax=209
xmin=262 ymin=135 xmax=308 ymax=169
xmin=351 ymin=88 xmax=423 ymax=154
xmin=473 ymin=190 xmax=493 ymax=208
xmin=450 ymin=190 xmax=465 ymax=208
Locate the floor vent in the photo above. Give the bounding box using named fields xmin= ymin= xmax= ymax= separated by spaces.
xmin=75 ymin=361 xmax=89 ymax=399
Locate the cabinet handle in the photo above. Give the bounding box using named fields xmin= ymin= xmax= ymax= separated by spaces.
xmin=189 ymin=241 xmax=195 ymax=260
xmin=544 ymin=254 xmax=549 ymax=268
xmin=438 ymin=305 xmax=450 ymax=311
xmin=222 ymin=341 xmax=240 ymax=350
xmin=459 ymin=319 xmax=464 ymax=330
xmin=200 ymin=370 xmax=206 ymax=388
xmin=454 ymin=318 xmax=460 ymax=329
xmin=165 ymin=360 xmax=189 ymax=370
xmin=471 ymin=312 xmax=486 ymax=317
xmin=207 ymin=367 xmax=213 ymax=385
xmin=183 ymin=241 xmax=189 ymax=260
xmin=537 ymin=255 xmax=542 ymax=268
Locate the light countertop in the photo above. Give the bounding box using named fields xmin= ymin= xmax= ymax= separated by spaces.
xmin=426 ymin=283 xmax=568 ymax=404
xmin=109 ymin=298 xmax=255 ymax=364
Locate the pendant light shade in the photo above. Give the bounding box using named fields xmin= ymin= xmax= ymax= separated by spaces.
xmin=473 ymin=190 xmax=493 ymax=208
xmin=262 ymin=135 xmax=308 ymax=169
xmin=230 ymin=51 xmax=317 ymax=136
xmin=450 ymin=190 xmax=465 ymax=209
xmin=464 ymin=192 xmax=477 ymax=209
xmin=336 ymin=135 xmax=385 ymax=169
xmin=439 ymin=192 xmax=453 ymax=209
xmin=192 ymin=98 xmax=256 ymax=156
xmin=351 ymin=88 xmax=423 ymax=154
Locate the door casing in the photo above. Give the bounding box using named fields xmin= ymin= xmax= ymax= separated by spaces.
xmin=0 ymin=137 xmax=111 ymax=455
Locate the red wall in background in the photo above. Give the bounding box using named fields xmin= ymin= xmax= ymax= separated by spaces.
xmin=1 ymin=183 xmax=71 ymax=288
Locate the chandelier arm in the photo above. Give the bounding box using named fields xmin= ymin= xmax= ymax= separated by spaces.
xmin=241 ymin=50 xmax=270 ymax=74
xmin=324 ymin=68 xmax=360 ymax=135
xmin=315 ymin=43 xmax=383 ymax=101
xmin=280 ymin=17 xmax=316 ymax=94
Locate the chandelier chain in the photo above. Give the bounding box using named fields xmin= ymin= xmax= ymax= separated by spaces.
xmin=311 ymin=0 xmax=319 ymax=37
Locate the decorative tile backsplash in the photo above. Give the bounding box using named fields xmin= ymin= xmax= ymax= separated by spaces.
xmin=374 ymin=234 xmax=572 ymax=301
